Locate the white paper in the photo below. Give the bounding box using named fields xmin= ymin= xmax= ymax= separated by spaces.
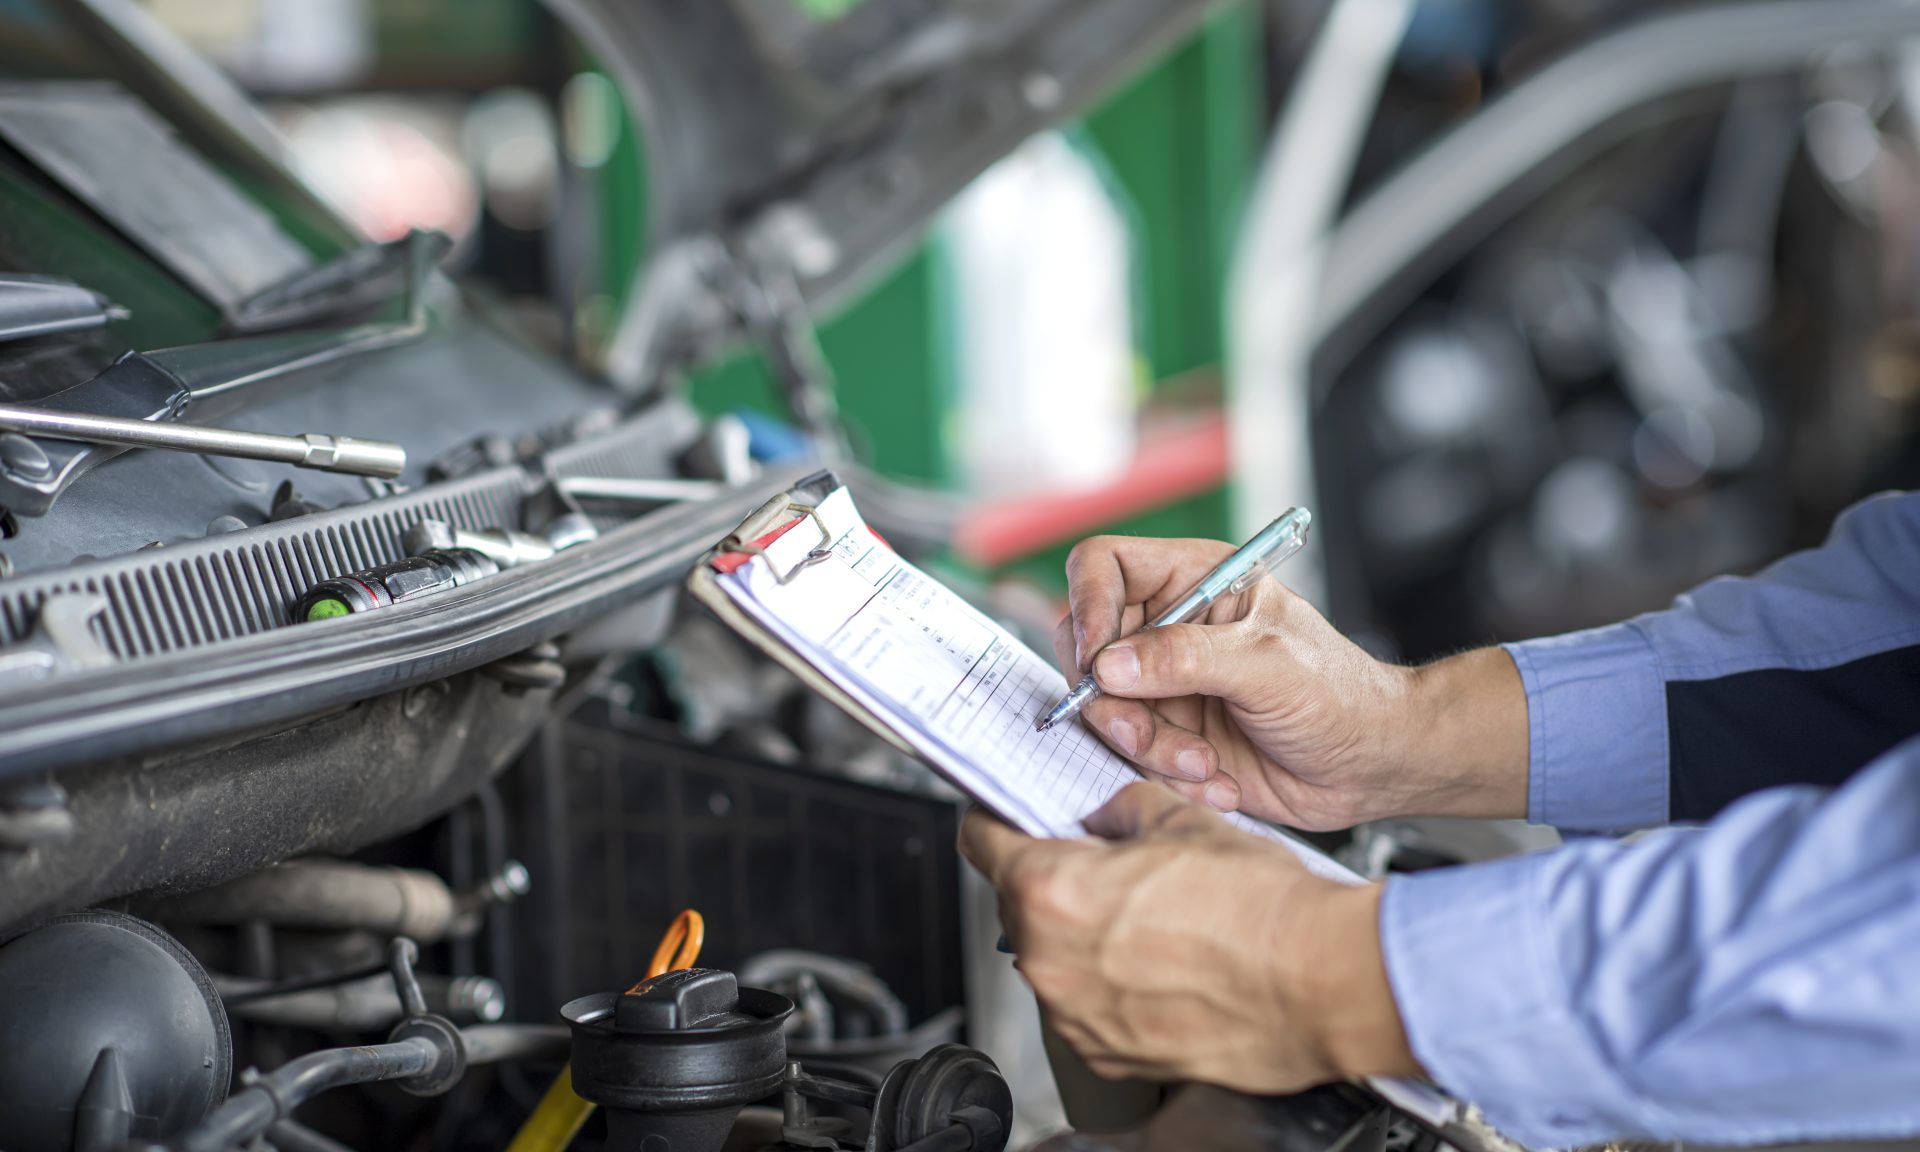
xmin=716 ymin=488 xmax=1362 ymax=886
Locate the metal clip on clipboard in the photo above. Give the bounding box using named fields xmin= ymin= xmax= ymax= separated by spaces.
xmin=710 ymin=471 xmax=855 ymax=585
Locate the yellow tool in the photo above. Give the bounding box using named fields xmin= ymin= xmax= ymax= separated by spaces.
xmin=504 ymin=910 xmax=707 ymax=1152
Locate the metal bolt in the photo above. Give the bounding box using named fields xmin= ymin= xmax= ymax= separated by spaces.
xmin=782 ymin=1061 xmax=808 ymax=1128
xmin=446 ymin=975 xmax=507 ymax=1023
xmin=482 ymin=860 xmax=531 ymax=904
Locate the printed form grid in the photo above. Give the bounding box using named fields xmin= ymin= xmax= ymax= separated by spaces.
xmin=738 ymin=515 xmax=1147 ymax=835
xmin=934 ymin=640 xmax=1122 ymax=826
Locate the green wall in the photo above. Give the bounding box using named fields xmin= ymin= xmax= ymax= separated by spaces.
xmin=1084 ymin=3 xmax=1261 ymax=384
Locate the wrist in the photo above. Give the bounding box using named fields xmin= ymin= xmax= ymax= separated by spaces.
xmin=1397 ymin=648 xmax=1529 ymax=820
xmin=1276 ymin=880 xmax=1420 ymax=1082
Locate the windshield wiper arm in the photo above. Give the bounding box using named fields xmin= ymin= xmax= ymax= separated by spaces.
xmin=0 ymin=275 xmax=128 ymax=343
xmin=227 ymin=228 xmax=451 ymax=334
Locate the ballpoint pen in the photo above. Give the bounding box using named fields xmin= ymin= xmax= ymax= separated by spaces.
xmin=1034 ymin=507 xmax=1313 ymax=733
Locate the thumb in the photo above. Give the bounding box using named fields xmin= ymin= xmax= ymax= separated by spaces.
xmin=1090 ymin=622 xmax=1251 ymax=703
xmin=1083 ymin=781 xmax=1219 ymax=841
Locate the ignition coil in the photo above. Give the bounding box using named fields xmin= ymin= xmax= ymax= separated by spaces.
xmin=294 ymin=549 xmax=499 ymax=623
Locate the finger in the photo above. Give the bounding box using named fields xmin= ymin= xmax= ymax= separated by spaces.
xmin=1083 ymin=781 xmax=1221 ymax=840
xmin=1051 ymin=614 xmax=1080 ymax=684
xmin=957 ymin=807 xmax=1035 ymax=885
xmin=1079 ymin=694 xmax=1218 ymax=784
xmin=1084 ymin=1055 xmax=1161 ymax=1083
xmin=1091 ymin=621 xmax=1252 ymax=703
xmin=1152 ymin=770 xmax=1242 ymax=812
xmin=1045 ymin=1018 xmax=1162 ymax=1082
xmin=1054 ymin=608 xmax=1148 ymax=683
xmin=1081 ymin=695 xmax=1242 ymax=809
xmin=1079 ymin=693 xmax=1166 ymax=762
xmin=1064 ymin=537 xmax=1236 ymax=671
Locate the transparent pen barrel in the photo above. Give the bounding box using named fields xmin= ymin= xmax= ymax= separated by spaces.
xmin=1225 ymin=507 xmax=1311 ymax=595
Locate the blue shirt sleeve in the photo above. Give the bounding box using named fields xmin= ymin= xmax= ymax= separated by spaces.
xmin=1381 ymin=737 xmax=1920 ymax=1148
xmin=1506 ymin=490 xmax=1920 ymax=832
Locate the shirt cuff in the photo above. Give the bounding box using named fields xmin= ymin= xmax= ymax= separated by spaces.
xmin=1505 ymin=623 xmax=1668 ymax=832
xmin=1381 ymin=859 xmax=1642 ymax=1149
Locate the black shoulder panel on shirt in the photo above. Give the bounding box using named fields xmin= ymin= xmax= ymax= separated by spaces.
xmin=1668 ymin=644 xmax=1920 ymax=822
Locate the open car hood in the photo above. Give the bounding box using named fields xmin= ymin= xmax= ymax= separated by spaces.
xmin=543 ymin=0 xmax=1222 ymax=386
xmin=0 ymin=0 xmax=1220 ymax=775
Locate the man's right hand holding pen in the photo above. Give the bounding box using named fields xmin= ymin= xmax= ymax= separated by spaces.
xmin=1048 ymin=534 xmax=1531 ymax=828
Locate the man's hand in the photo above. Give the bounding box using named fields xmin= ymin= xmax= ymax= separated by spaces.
xmin=1057 ymin=536 xmax=1528 ymax=829
xmin=958 ymin=784 xmax=1419 ymax=1093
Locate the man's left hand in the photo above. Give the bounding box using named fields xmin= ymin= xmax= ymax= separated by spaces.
xmin=958 ymin=783 xmax=1419 ymax=1093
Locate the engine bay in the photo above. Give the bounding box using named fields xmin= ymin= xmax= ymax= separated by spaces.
xmin=5 ymin=0 xmax=1920 ymax=1148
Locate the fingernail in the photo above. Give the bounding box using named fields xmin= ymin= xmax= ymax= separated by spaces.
xmin=1204 ymin=777 xmax=1239 ymax=811
xmin=1175 ymin=749 xmax=1208 ymax=781
xmin=1107 ymin=718 xmax=1139 ymax=757
xmin=1094 ymin=645 xmax=1139 ymax=690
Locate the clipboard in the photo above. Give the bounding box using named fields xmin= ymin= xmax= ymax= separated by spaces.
xmin=687 ymin=470 xmax=923 ymax=765
xmin=684 ymin=469 xmax=1479 ymax=1136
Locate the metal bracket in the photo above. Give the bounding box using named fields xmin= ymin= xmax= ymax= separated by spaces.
xmin=708 ymin=250 xmax=852 ymax=465
xmin=0 ymin=593 xmax=117 ymax=684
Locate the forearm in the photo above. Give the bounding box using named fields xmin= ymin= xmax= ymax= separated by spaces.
xmin=1277 ymin=882 xmax=1421 ymax=1082
xmin=1380 ymin=738 xmax=1920 ymax=1147
xmin=1390 ymin=647 xmax=1530 ymax=821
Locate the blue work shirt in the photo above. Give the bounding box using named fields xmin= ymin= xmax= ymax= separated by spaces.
xmin=1379 ymin=490 xmax=1920 ymax=1148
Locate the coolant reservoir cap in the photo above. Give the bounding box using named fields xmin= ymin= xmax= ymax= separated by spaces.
xmin=615 ymin=968 xmax=748 ymax=1033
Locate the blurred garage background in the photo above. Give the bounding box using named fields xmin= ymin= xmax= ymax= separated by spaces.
xmin=137 ymin=0 xmax=1920 ymax=664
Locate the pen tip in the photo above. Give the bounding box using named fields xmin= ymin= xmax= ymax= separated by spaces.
xmin=1034 ymin=717 xmax=1051 ymax=733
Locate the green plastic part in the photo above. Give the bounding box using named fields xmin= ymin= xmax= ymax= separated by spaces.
xmin=796 ymin=0 xmax=865 ymax=20
xmin=305 ymin=598 xmax=352 ymax=621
